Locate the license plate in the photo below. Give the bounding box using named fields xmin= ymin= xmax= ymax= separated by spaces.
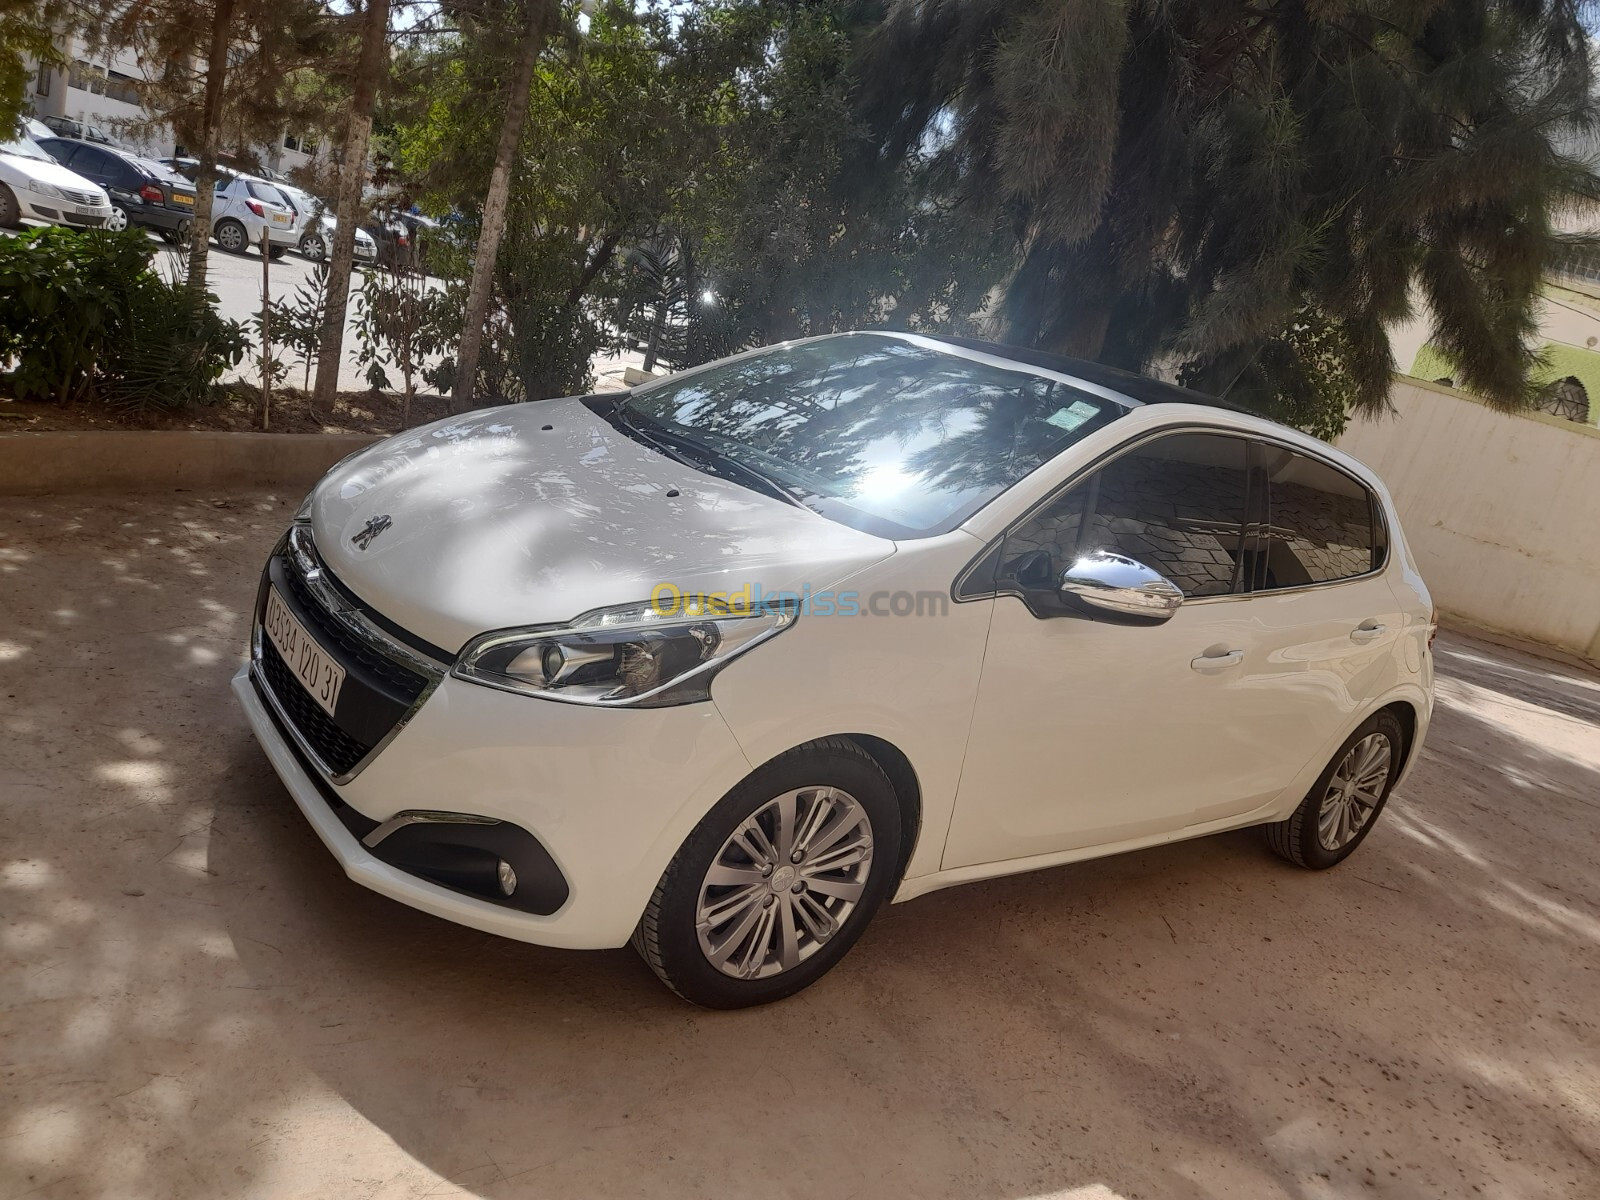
xmin=262 ymin=587 xmax=345 ymax=718
xmin=173 ymin=193 xmax=194 ymax=206
xmin=74 ymin=205 xmax=100 ymax=215
xmin=271 ymin=212 xmax=290 ymax=224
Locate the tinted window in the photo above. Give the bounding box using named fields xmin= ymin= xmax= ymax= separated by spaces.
xmin=1003 ymin=433 xmax=1251 ymax=598
xmin=1255 ymin=447 xmax=1375 ymax=587
xmin=623 ymin=334 xmax=1125 ymax=537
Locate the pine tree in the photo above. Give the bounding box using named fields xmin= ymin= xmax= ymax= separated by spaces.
xmin=100 ymin=0 xmax=334 ymax=291
xmin=860 ymin=0 xmax=1600 ymax=422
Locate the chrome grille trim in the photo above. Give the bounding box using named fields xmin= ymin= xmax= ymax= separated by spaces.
xmin=251 ymin=523 xmax=449 ymax=785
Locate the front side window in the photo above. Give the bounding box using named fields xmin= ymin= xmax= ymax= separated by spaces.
xmin=1000 ymin=433 xmax=1252 ymax=598
xmin=620 ymin=334 xmax=1126 ymax=537
xmin=1254 ymin=447 xmax=1377 ymax=588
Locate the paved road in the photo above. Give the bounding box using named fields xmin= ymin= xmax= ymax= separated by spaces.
xmin=3 ymin=492 xmax=1597 ymax=1199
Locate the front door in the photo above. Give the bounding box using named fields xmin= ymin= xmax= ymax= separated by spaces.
xmin=943 ymin=431 xmax=1283 ymax=870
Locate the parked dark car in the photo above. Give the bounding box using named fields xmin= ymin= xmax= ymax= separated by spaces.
xmin=38 ymin=115 xmax=116 ymax=145
xmin=37 ymin=139 xmax=196 ymax=243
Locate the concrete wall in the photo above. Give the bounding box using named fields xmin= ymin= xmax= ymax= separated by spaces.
xmin=1337 ymin=378 xmax=1600 ymax=661
xmin=0 ymin=432 xmax=379 ymax=497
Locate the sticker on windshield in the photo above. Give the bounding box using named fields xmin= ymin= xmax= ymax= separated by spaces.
xmin=1044 ymin=400 xmax=1100 ymax=432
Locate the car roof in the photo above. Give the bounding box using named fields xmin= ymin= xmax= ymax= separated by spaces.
xmin=924 ymin=335 xmax=1257 ymax=415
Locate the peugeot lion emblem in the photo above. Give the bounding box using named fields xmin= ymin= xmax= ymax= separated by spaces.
xmin=351 ymin=514 xmax=392 ymax=551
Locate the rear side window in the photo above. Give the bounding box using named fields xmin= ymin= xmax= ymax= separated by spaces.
xmin=1254 ymin=447 xmax=1377 ymax=588
xmin=1001 ymin=432 xmax=1252 ymax=598
xmin=249 ymin=181 xmax=287 ymax=206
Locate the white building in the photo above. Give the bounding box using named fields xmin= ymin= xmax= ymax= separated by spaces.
xmin=24 ymin=34 xmax=320 ymax=176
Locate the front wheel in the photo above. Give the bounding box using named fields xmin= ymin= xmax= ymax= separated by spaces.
xmin=105 ymin=205 xmax=129 ymax=232
xmin=633 ymin=738 xmax=901 ymax=1008
xmin=1264 ymin=711 xmax=1405 ymax=869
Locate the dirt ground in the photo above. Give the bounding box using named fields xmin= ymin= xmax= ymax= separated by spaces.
xmin=2 ymin=490 xmax=1598 ymax=1200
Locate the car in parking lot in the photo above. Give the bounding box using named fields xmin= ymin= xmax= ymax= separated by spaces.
xmin=298 ymin=213 xmax=378 ymax=262
xmin=37 ymin=115 xmax=117 ymax=145
xmin=160 ymin=160 xmax=299 ymax=257
xmin=235 ymin=331 xmax=1435 ymax=1008
xmin=0 ymin=128 xmax=112 ymax=229
xmin=36 ymin=138 xmax=195 ymax=243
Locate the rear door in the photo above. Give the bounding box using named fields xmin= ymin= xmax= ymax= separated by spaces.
xmin=1195 ymin=441 xmax=1402 ymax=823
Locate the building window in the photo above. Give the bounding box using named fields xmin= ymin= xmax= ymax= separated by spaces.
xmin=35 ymin=63 xmax=50 ymax=97
xmin=1553 ymin=248 xmax=1600 ymax=288
xmin=66 ymin=60 xmax=140 ymax=106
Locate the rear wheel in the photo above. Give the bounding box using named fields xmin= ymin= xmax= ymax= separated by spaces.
xmin=0 ymin=183 xmax=20 ymax=227
xmin=1264 ymin=711 xmax=1405 ymax=869
xmin=633 ymin=738 xmax=901 ymax=1008
xmin=299 ymin=233 xmax=325 ymax=261
xmin=214 ymin=218 xmax=247 ymax=254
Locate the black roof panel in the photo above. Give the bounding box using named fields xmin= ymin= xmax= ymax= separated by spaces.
xmin=925 ymin=335 xmax=1256 ymax=415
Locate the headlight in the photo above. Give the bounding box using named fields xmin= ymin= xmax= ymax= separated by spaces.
xmin=453 ymin=596 xmax=796 ymax=707
xmin=30 ymin=181 xmax=65 ymax=201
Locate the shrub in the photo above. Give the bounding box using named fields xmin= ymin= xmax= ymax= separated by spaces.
xmin=0 ymin=226 xmax=249 ymax=409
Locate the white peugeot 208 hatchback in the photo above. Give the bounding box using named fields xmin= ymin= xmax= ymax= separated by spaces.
xmin=235 ymin=331 xmax=1434 ymax=1007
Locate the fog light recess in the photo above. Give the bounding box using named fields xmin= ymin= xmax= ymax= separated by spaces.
xmin=496 ymin=859 xmax=518 ymax=897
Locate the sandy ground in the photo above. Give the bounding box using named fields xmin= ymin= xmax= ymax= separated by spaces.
xmin=2 ymin=490 xmax=1598 ymax=1200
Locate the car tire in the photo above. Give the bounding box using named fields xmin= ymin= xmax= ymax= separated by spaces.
xmin=267 ymin=246 xmax=287 ymax=261
xmin=0 ymin=183 xmax=20 ymax=228
xmin=299 ymin=234 xmax=325 ymax=261
xmin=105 ymin=205 xmax=129 ymax=232
xmin=633 ymin=737 xmax=901 ymax=1008
xmin=214 ymin=218 xmax=247 ymax=254
xmin=1264 ymin=710 xmax=1405 ymax=869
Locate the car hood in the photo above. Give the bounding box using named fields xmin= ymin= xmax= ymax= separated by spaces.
xmin=306 ymin=397 xmax=896 ymax=652
xmin=1 ymin=152 xmax=104 ymax=197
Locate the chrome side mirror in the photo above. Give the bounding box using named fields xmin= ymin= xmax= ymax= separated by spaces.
xmin=1059 ymin=552 xmax=1184 ymax=622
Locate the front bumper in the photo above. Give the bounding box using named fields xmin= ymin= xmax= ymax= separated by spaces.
xmin=234 ymin=528 xmax=754 ymax=949
xmin=20 ymin=191 xmax=111 ymax=227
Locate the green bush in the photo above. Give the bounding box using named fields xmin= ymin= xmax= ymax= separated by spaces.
xmin=0 ymin=226 xmax=249 ymax=409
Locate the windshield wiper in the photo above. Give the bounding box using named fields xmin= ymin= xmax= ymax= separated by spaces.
xmin=609 ymin=399 xmax=809 ymax=510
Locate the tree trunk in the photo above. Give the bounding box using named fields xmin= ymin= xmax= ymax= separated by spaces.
xmin=451 ymin=0 xmax=554 ymax=414
xmin=186 ymin=0 xmax=237 ymax=295
xmin=311 ymin=0 xmax=392 ymax=413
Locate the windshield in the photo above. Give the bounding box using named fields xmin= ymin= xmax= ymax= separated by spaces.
xmin=623 ymin=333 xmax=1127 ymax=537
xmin=1 ymin=135 xmax=52 ymax=162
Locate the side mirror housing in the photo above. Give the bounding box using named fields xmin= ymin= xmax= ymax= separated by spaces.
xmin=1059 ymin=552 xmax=1184 ymax=623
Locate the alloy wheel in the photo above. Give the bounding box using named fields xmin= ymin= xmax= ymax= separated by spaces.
xmin=217 ymin=221 xmax=244 ymax=252
xmin=1316 ymin=733 xmax=1392 ymax=851
xmin=695 ymin=786 xmax=874 ymax=980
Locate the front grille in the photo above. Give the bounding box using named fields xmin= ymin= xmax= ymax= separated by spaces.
xmin=60 ymin=187 xmax=100 ymax=206
xmin=276 ymin=558 xmax=428 ymax=702
xmin=253 ymin=533 xmax=438 ymax=779
xmin=259 ymin=639 xmax=373 ymax=774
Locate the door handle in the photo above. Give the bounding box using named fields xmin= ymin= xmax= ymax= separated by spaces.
xmin=1191 ymin=649 xmax=1243 ymax=671
xmin=1350 ymin=621 xmax=1387 ymax=643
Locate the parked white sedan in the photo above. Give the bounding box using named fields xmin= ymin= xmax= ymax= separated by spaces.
xmin=0 ymin=131 xmax=112 ymax=229
xmin=235 ymin=332 xmax=1434 ymax=1007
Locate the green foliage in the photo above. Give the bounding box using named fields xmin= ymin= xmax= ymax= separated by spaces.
xmin=0 ymin=226 xmax=248 ymax=409
xmin=353 ymin=266 xmax=457 ymax=420
xmin=1 ymin=1 xmax=61 ymax=132
xmin=861 ymin=0 xmax=1600 ymax=427
xmin=261 ymin=262 xmax=330 ymax=391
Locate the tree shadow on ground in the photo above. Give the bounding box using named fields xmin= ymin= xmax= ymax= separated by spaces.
xmin=3 ymin=493 xmax=1597 ymax=1200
